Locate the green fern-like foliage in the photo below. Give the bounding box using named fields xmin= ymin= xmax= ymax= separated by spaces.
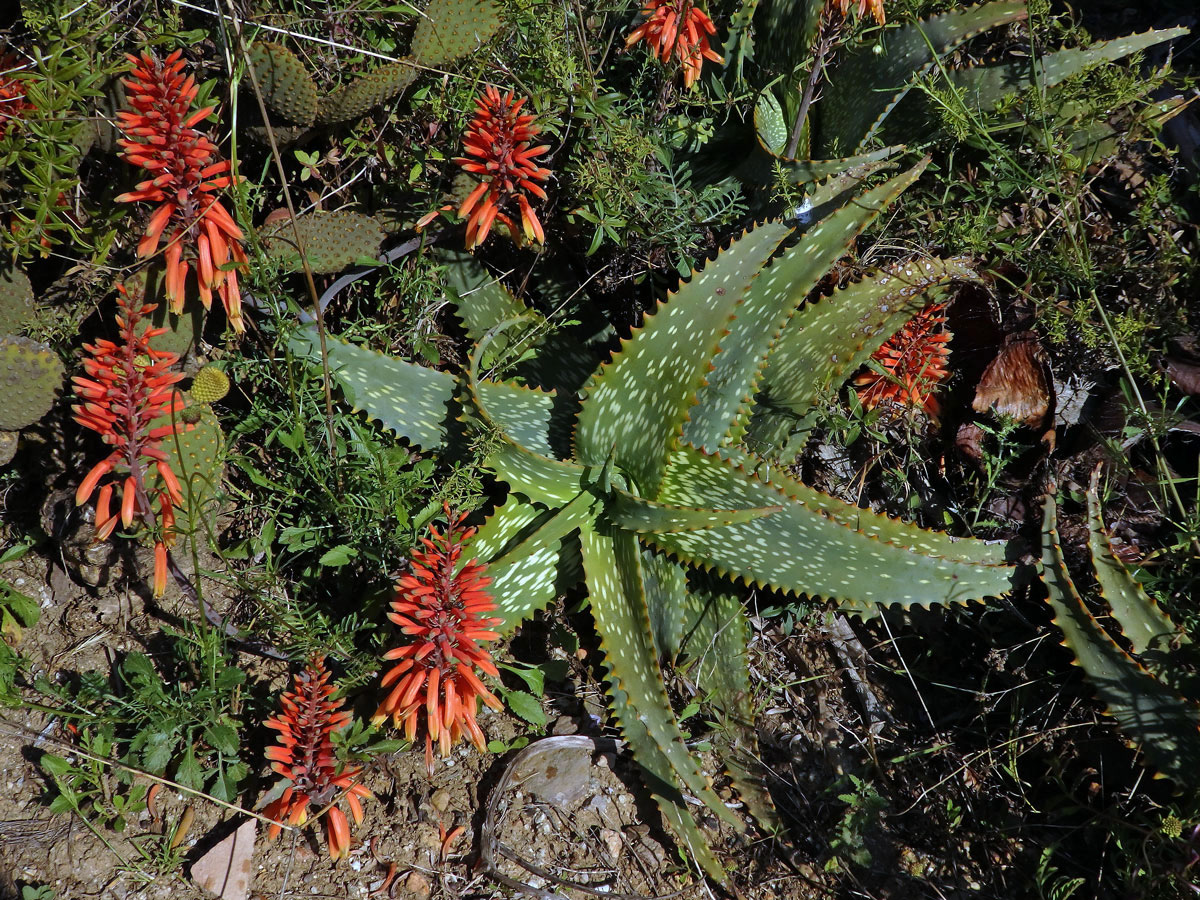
xmin=743 ymin=1 xmax=1187 ymax=184
xmin=1041 ymin=473 xmax=1200 ymax=788
xmin=292 ymin=162 xmax=1019 ymax=879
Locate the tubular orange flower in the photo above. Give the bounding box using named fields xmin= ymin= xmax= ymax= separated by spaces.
xmin=0 ymin=54 xmax=32 ymax=138
xmin=72 ymin=286 xmax=187 ymax=596
xmin=262 ymin=656 xmax=372 ymax=861
xmin=373 ymin=505 xmax=504 ymax=775
xmin=453 ymin=87 xmax=551 ymax=250
xmin=625 ymin=0 xmax=723 ymax=89
xmin=835 ymin=0 xmax=886 ymax=25
xmin=115 ymin=50 xmax=247 ymax=332
xmin=853 ymin=301 xmax=951 ymax=419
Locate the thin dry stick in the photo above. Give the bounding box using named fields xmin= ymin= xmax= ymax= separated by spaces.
xmin=784 ymin=11 xmax=840 ymax=161
xmin=0 ymin=716 xmax=293 ymax=831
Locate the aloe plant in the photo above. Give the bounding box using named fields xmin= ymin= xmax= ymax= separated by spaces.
xmin=741 ymin=1 xmax=1187 ymax=185
xmin=1041 ymin=472 xmax=1200 ymax=787
xmin=293 ymin=161 xmax=1019 ymax=879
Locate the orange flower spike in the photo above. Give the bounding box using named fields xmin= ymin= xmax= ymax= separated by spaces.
xmin=374 ymin=506 xmax=504 ymax=774
xmin=626 ymin=0 xmax=723 ymax=88
xmin=115 ymin=51 xmax=246 ymax=331
xmin=449 ymin=88 xmax=552 ymax=250
xmin=853 ymin=301 xmax=951 ymax=419
xmin=261 ymin=656 xmax=371 ymax=860
xmin=835 ymin=0 xmax=886 ymax=25
xmin=72 ymin=287 xmax=187 ymax=595
xmin=0 ymin=54 xmax=33 ymax=138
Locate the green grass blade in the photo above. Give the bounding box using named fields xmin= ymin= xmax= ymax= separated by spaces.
xmin=289 ymin=326 xmax=455 ymax=450
xmin=573 ymin=222 xmax=789 ymax=497
xmin=1042 ymin=495 xmax=1200 ymax=787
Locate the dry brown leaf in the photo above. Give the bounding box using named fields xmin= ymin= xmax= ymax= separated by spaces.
xmin=972 ymin=332 xmax=1052 ymax=428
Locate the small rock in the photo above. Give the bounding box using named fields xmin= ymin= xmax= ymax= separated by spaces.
xmin=190 ymin=819 xmax=255 ymax=900
xmin=429 ymin=789 xmax=451 ymax=813
xmin=598 ymin=828 xmax=622 ymax=862
xmin=405 ymin=870 xmax=430 ymax=900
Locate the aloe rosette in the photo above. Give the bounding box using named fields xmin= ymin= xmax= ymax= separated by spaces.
xmin=293 ymin=160 xmax=1019 ymax=879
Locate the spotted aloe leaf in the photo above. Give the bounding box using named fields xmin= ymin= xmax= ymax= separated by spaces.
xmin=294 ymin=164 xmax=1022 ymax=882
xmin=580 ymin=523 xmax=740 ymax=881
xmin=747 ymin=256 xmax=979 ymax=457
xmin=938 ymin=27 xmax=1189 ymax=122
xmin=1041 ymin=494 xmax=1200 ymax=787
xmin=648 ymin=445 xmax=1015 ymax=611
xmin=682 ymin=162 xmax=928 ymax=454
xmin=573 ymin=221 xmax=791 ymax=496
xmin=478 ymin=492 xmax=597 ymax=633
xmin=814 ymin=1 xmax=1028 ymax=157
xmin=1084 ymin=470 xmax=1183 ymax=657
xmin=288 ymin=328 xmax=454 ymax=450
xmin=677 ymin=581 xmax=778 ymax=834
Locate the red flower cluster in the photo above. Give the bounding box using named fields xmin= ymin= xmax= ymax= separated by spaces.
xmin=854 ymin=302 xmax=951 ymax=419
xmin=625 ymin=0 xmax=723 ymax=89
xmin=116 ymin=50 xmax=247 ymax=332
xmin=455 ymin=87 xmax=551 ymax=250
xmin=72 ymin=287 xmax=186 ymax=596
xmin=263 ymin=656 xmax=371 ymax=861
xmin=0 ymin=54 xmax=32 ymax=138
xmin=373 ymin=506 xmax=504 ymax=775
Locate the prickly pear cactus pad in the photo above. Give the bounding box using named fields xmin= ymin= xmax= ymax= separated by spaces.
xmin=261 ymin=211 xmax=385 ymax=273
xmin=0 ymin=335 xmax=65 ymax=431
xmin=0 ymin=267 xmax=35 ymax=336
xmin=314 ymin=62 xmax=418 ymax=125
xmin=246 ymin=42 xmax=318 ymax=126
xmin=409 ymin=0 xmax=503 ymax=67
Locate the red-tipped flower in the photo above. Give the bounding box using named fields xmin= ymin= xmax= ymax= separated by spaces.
xmin=453 ymin=87 xmax=551 ymax=250
xmin=0 ymin=54 xmax=32 ymax=138
xmin=853 ymin=302 xmax=951 ymax=419
xmin=373 ymin=505 xmax=504 ymax=774
xmin=115 ymin=50 xmax=247 ymax=332
xmin=72 ymin=286 xmax=187 ymax=596
xmin=625 ymin=0 xmax=723 ymax=89
xmin=262 ymin=656 xmax=372 ymax=861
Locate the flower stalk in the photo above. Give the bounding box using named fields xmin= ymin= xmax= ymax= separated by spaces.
xmin=115 ymin=50 xmax=247 ymax=332
xmin=72 ymin=286 xmax=186 ymax=596
xmin=373 ymin=505 xmax=504 ymax=775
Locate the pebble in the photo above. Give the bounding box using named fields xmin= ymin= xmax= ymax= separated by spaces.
xmin=405 ymin=871 xmax=430 ymax=900
xmin=430 ymin=789 xmax=451 ymax=813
